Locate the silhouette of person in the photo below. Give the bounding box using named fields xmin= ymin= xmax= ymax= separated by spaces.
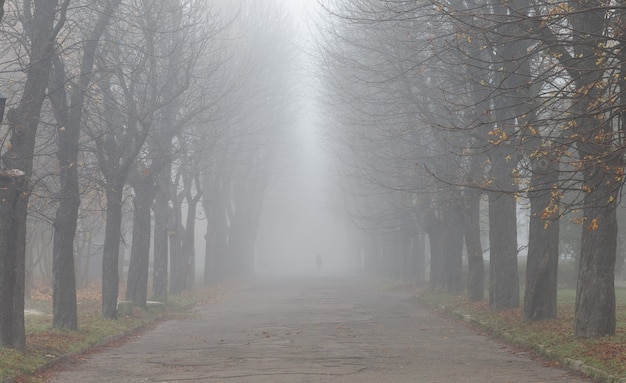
xmin=316 ymin=254 xmax=322 ymax=273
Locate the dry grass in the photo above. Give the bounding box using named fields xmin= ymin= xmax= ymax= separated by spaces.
xmin=420 ymin=288 xmax=626 ymax=379
xmin=0 ymin=281 xmax=230 ymax=383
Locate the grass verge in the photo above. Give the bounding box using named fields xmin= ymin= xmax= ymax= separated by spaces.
xmin=0 ymin=283 xmax=233 ymax=383
xmin=419 ymin=288 xmax=626 ymax=383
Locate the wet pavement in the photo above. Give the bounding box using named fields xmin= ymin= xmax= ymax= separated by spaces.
xmin=47 ymin=276 xmax=590 ymax=382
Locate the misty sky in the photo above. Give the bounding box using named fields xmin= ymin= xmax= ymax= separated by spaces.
xmin=255 ymin=0 xmax=355 ymax=275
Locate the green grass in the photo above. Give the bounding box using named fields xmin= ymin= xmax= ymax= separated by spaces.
xmin=0 ymin=283 xmax=230 ymax=383
xmin=420 ymin=287 xmax=626 ymax=381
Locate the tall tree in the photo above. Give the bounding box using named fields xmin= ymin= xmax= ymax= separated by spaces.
xmin=48 ymin=0 xmax=121 ymax=330
xmin=126 ymin=0 xmax=217 ymax=304
xmin=0 ymin=0 xmax=67 ymax=350
xmin=92 ymin=1 xmax=169 ymax=318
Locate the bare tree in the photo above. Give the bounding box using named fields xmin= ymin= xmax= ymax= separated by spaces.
xmin=201 ymin=0 xmax=298 ymax=282
xmin=90 ymin=0 xmax=188 ymax=318
xmin=47 ymin=0 xmax=121 ymax=330
xmin=0 ymin=0 xmax=67 ymax=350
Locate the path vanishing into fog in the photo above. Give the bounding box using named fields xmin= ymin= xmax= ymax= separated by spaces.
xmin=48 ymin=276 xmax=589 ymax=382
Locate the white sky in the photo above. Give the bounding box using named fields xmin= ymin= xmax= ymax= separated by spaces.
xmin=255 ymin=0 xmax=355 ymax=276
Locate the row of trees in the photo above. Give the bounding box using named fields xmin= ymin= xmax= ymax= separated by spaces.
xmin=318 ymin=0 xmax=626 ymax=338
xmin=0 ymin=0 xmax=297 ymax=350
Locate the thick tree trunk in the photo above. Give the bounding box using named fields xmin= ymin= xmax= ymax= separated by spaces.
xmin=574 ymin=177 xmax=618 ymax=337
xmin=102 ymin=184 xmax=124 ymax=319
xmin=151 ymin=187 xmax=169 ymax=301
xmin=51 ymin=0 xmax=120 ymax=331
xmin=52 ymin=166 xmax=79 ymax=329
xmin=465 ymin=191 xmax=484 ymax=302
xmin=524 ymin=160 xmax=559 ymax=321
xmin=445 ymin=216 xmax=463 ymax=295
xmin=0 ymin=0 xmax=59 ymax=349
xmin=427 ymin=216 xmax=445 ymax=291
xmin=488 ymin=157 xmax=520 ymax=310
xmin=0 ymin=174 xmax=28 ymax=350
xmin=126 ymin=176 xmax=155 ymax=307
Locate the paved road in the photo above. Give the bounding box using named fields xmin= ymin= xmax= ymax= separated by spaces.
xmin=48 ymin=276 xmax=589 ymax=382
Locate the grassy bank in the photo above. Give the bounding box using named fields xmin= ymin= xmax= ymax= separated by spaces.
xmin=420 ymin=288 xmax=626 ymax=382
xmin=1 ymin=283 xmax=231 ymax=383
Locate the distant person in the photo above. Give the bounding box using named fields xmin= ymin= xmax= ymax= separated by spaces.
xmin=316 ymin=254 xmax=322 ymax=273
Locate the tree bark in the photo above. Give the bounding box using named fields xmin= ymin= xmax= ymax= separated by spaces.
xmin=151 ymin=180 xmax=170 ymax=301
xmin=126 ymin=174 xmax=155 ymax=307
xmin=50 ymin=0 xmax=120 ymax=331
xmin=101 ymin=182 xmax=124 ymax=319
xmin=445 ymin=214 xmax=464 ymax=295
xmin=169 ymin=193 xmax=184 ymax=295
xmin=0 ymin=0 xmax=60 ymax=349
xmin=465 ymin=190 xmax=484 ymax=302
xmin=574 ymin=173 xmax=618 ymax=337
xmin=524 ymin=159 xmax=560 ymax=321
xmin=413 ymin=233 xmax=426 ymax=284
xmin=426 ymin=213 xmax=445 ymax=291
xmin=0 ymin=174 xmax=29 ymax=350
xmin=488 ymin=182 xmax=520 ymax=310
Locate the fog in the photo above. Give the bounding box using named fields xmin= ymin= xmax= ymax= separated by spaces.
xmin=255 ymin=109 xmax=354 ymax=277
xmin=250 ymin=0 xmax=354 ymax=277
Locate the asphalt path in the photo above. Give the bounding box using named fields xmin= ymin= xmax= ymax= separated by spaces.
xmin=48 ymin=276 xmax=590 ymax=382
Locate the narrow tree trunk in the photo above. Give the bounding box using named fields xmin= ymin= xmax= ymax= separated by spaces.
xmin=169 ymin=197 xmax=184 ymax=295
xmin=413 ymin=233 xmax=426 ymax=283
xmin=152 ymin=173 xmax=170 ymax=301
xmin=126 ymin=176 xmax=155 ymax=307
xmin=102 ymin=183 xmax=124 ymax=319
xmin=465 ymin=191 xmax=484 ymax=302
xmin=182 ymin=198 xmax=198 ymax=291
xmin=427 ymin=213 xmax=445 ymax=290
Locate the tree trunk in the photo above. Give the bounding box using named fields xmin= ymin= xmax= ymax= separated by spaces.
xmin=52 ymin=164 xmax=79 ymax=329
xmin=51 ymin=0 xmax=120 ymax=331
xmin=574 ymin=175 xmax=618 ymax=337
xmin=151 ymin=171 xmax=170 ymax=301
xmin=524 ymin=159 xmax=559 ymax=321
xmin=126 ymin=176 xmax=155 ymax=307
xmin=445 ymin=215 xmax=464 ymax=295
xmin=465 ymin=191 xmax=484 ymax=302
xmin=101 ymin=182 xmax=124 ymax=319
xmin=426 ymin=213 xmax=445 ymax=290
xmin=182 ymin=197 xmax=198 ymax=291
xmin=488 ymin=158 xmax=520 ymax=310
xmin=0 ymin=174 xmax=28 ymax=350
xmin=169 ymin=196 xmax=184 ymax=295
xmin=0 ymin=0 xmax=60 ymax=349
xmin=413 ymin=233 xmax=426 ymax=284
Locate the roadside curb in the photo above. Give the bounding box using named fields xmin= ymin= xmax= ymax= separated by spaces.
xmin=419 ymin=296 xmax=626 ymax=383
xmin=2 ymin=321 xmax=154 ymax=383
xmin=2 ymin=300 xmax=201 ymax=383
